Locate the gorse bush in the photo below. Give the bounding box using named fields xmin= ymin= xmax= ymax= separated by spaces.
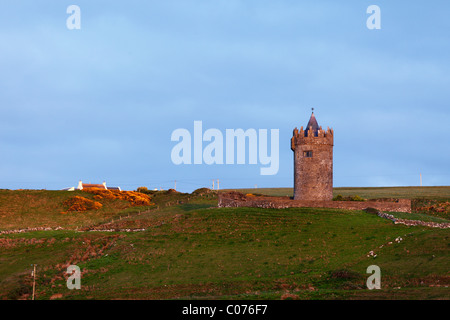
xmin=351 ymin=195 xmax=366 ymax=201
xmin=333 ymin=194 xmax=366 ymax=201
xmin=63 ymin=196 xmax=103 ymax=212
xmin=84 ymin=189 xmax=154 ymax=206
xmin=136 ymin=186 xmax=149 ymax=193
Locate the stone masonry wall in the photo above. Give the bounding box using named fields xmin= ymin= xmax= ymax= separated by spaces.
xmin=291 ymin=126 xmax=334 ymax=201
xmin=218 ymin=192 xmax=412 ymax=213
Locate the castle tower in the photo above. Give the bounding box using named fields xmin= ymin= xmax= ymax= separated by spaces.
xmin=291 ymin=110 xmax=334 ymax=201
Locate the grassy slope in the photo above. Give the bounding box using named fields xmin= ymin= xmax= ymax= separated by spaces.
xmin=0 ymin=187 xmax=449 ymax=300
xmin=0 ymin=190 xmax=153 ymax=231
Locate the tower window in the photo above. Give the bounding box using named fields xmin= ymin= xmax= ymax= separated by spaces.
xmin=304 ymin=151 xmax=313 ymax=158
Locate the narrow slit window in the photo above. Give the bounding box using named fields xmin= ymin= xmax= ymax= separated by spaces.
xmin=304 ymin=151 xmax=313 ymax=158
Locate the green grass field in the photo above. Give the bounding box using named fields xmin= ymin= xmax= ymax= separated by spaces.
xmin=0 ymin=187 xmax=449 ymax=300
xmin=227 ymin=186 xmax=450 ymax=200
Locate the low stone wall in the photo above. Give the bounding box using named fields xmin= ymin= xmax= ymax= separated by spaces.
xmin=218 ymin=192 xmax=412 ymax=213
xmin=0 ymin=226 xmax=63 ymax=235
xmin=376 ymin=211 xmax=450 ymax=229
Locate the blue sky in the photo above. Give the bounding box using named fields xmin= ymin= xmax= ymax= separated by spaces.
xmin=0 ymin=1 xmax=449 ymax=192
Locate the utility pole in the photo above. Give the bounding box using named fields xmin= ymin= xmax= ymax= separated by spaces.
xmin=212 ymin=179 xmax=215 ymax=190
xmin=217 ymin=179 xmax=220 ymax=191
xmin=31 ymin=264 xmax=37 ymax=300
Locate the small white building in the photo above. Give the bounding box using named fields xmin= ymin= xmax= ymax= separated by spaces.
xmin=77 ymin=180 xmax=107 ymax=190
xmin=62 ymin=181 xmax=121 ymax=191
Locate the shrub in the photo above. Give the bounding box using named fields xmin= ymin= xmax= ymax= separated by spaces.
xmin=83 ymin=189 xmax=154 ymax=206
xmin=192 ymin=188 xmax=213 ymax=195
xmin=333 ymin=194 xmax=366 ymax=201
xmin=351 ymin=195 xmax=366 ymax=201
xmin=63 ymin=196 xmax=103 ymax=212
xmin=364 ymin=207 xmax=380 ymax=215
xmin=136 ymin=187 xmax=149 ymax=193
xmin=136 ymin=187 xmax=157 ymax=195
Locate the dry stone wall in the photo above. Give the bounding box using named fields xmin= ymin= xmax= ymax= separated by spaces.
xmin=218 ymin=192 xmax=412 ymax=213
xmin=375 ymin=210 xmax=450 ymax=229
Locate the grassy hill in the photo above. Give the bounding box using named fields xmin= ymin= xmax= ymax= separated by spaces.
xmin=0 ymin=187 xmax=449 ymax=300
xmin=0 ymin=189 xmax=153 ymax=231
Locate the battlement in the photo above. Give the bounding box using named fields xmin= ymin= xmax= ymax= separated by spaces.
xmin=291 ymin=111 xmax=334 ymax=201
xmin=291 ymin=125 xmax=333 ymax=151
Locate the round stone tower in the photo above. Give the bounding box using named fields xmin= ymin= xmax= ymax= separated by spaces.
xmin=291 ymin=111 xmax=334 ymax=201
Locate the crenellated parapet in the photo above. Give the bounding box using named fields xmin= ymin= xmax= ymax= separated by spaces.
xmin=291 ymin=125 xmax=333 ymax=151
xmin=292 ymin=111 xmax=334 ymax=201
